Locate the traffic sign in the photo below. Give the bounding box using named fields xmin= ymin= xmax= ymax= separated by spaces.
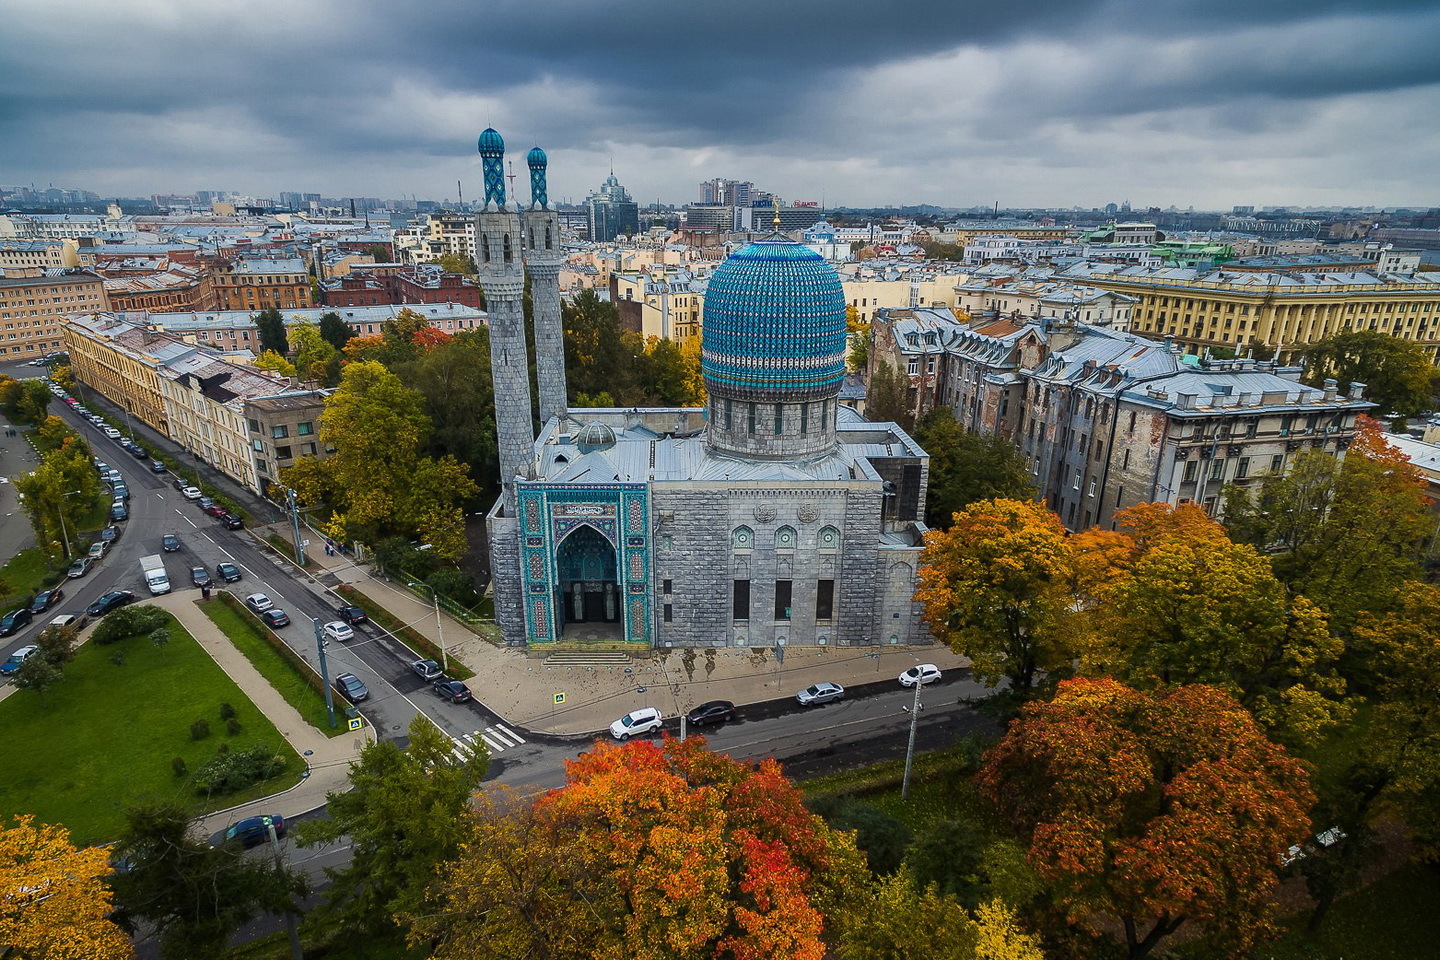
xmin=554 ymin=692 xmax=566 ymax=705
xmin=347 ymin=717 xmax=363 ymax=731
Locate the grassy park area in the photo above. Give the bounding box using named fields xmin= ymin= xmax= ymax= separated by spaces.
xmin=0 ymin=609 xmax=303 ymax=844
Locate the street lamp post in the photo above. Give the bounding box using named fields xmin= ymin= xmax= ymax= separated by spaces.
xmin=414 ymin=582 xmax=448 ymax=671
xmin=313 ymin=617 xmax=337 ymax=729
xmin=266 ymin=820 xmax=303 ymax=960
xmin=56 ymin=489 xmax=83 ymax=560
xmin=900 ymin=677 xmax=924 ymax=800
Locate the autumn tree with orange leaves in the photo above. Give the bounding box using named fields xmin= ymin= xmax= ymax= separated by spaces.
xmin=413 ymin=738 xmax=866 ymax=960
xmin=979 ymin=678 xmax=1314 ymax=959
xmin=1 ymin=815 xmax=133 ymax=960
xmin=916 ymin=498 xmax=1077 ymax=695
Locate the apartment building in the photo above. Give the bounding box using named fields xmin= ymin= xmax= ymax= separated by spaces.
xmin=202 ymin=256 xmax=312 ymax=312
xmin=139 ymin=302 xmax=488 ymax=350
xmin=0 ymin=267 xmax=109 ymax=359
xmin=611 ymin=268 xmax=705 ymax=343
xmin=102 ymin=263 xmax=206 ymax=314
xmin=0 ymin=239 xmax=93 ymax=270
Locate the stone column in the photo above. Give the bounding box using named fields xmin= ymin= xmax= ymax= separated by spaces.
xmin=524 ymin=208 xmax=568 ymax=427
xmin=476 ymin=205 xmax=534 ymax=512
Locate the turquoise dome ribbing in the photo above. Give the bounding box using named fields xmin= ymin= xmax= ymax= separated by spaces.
xmin=701 ymin=240 xmax=847 ymax=399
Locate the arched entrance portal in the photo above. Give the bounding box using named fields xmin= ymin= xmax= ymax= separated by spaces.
xmin=555 ymin=524 xmax=621 ymax=640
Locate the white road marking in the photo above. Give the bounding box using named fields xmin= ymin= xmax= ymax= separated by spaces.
xmin=492 ymin=723 xmax=525 ymax=745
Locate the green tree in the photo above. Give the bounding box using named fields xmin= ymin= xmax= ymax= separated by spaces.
xmin=13 ymin=432 xmax=104 ymax=562
xmin=318 ymin=310 xmax=355 ymax=350
xmin=1302 ymin=329 xmax=1437 ymax=418
xmin=252 ymin=349 xmax=296 ymax=378
xmin=435 ymin=252 xmax=478 ymax=276
xmin=0 ymin=375 xmax=52 ymax=426
xmin=254 ymin=307 xmax=288 ymax=355
xmin=640 ymin=335 xmax=699 ymax=405
xmin=288 ymin=321 xmax=341 ymax=386
xmin=834 ymin=871 xmax=1044 ymax=960
xmin=395 ymin=329 xmax=497 ymax=488
xmin=298 ymin=714 xmax=487 ymax=949
xmin=916 ymin=498 xmax=1075 ymax=696
xmin=866 ymin=360 xmax=911 ymax=431
xmin=564 ymin=289 xmax=647 ymax=405
xmin=914 ymin=408 xmax=1035 ymax=529
xmin=35 ymin=621 xmax=79 ymax=668
xmin=109 ymin=803 xmax=307 ymax=960
xmin=13 ymin=655 xmax=62 ymax=706
xmin=846 ymin=304 xmax=871 ymax=373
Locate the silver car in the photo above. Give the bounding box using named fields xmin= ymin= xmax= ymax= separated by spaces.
xmin=796 ymin=682 xmax=845 ymax=706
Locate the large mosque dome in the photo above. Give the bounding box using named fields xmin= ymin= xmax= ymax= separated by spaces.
xmin=702 ymin=239 xmax=849 ymax=461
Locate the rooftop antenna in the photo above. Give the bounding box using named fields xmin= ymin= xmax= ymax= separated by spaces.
xmin=505 ymin=162 xmax=517 ymax=199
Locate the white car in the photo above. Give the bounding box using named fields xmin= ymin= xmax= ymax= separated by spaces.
xmin=411 ymin=658 xmax=443 ymax=680
xmin=610 ymin=707 xmax=663 ymax=740
xmin=899 ymin=663 xmax=943 ymax=688
xmin=181 ymin=486 xmax=202 ymax=500
xmin=322 ymin=621 xmax=354 ymax=643
xmin=102 ymin=427 xmax=121 ymax=439
xmin=244 ymin=593 xmax=273 ymax=614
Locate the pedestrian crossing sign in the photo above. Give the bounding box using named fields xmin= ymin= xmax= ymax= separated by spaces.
xmin=554 ymin=692 xmax=566 ymax=704
xmin=348 ymin=717 xmax=363 ymax=731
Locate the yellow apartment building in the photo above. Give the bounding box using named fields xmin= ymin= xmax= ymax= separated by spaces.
xmin=0 ymin=268 xmax=109 ymax=360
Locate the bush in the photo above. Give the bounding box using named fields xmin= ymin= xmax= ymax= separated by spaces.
xmin=190 ymin=719 xmax=211 ymax=740
xmin=219 ymin=702 xmax=236 ymax=721
xmin=809 ymin=798 xmax=911 ymax=875
xmin=92 ymin=604 xmax=171 ymax=645
xmin=171 ymin=756 xmax=187 ymax=778
xmin=226 ymin=717 xmax=242 ymax=736
xmin=109 ymin=651 xmax=126 ymax=667
xmin=427 ymin=568 xmax=481 ymax=607
xmin=191 ymin=744 xmax=286 ymax=796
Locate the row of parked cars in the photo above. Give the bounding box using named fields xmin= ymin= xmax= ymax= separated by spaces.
xmin=239 ymin=593 xmax=371 ymax=702
xmin=410 ymin=658 xmax=472 ymax=705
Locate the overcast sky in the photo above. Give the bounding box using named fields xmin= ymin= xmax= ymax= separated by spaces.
xmin=2 ymin=0 xmax=1437 ymax=210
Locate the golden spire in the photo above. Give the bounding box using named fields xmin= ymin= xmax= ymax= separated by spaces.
xmin=773 ymin=198 xmax=781 ymax=231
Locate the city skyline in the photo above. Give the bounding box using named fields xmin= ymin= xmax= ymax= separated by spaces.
xmin=2 ymin=0 xmax=1438 ymax=209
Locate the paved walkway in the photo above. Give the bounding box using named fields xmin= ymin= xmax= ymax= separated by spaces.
xmin=151 ymin=593 xmax=371 ymax=834
xmin=0 ymin=417 xmax=40 ymax=566
xmin=271 ymin=524 xmax=977 ymax=737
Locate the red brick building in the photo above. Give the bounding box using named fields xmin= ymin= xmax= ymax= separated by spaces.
xmin=319 ymin=265 xmax=482 ymax=308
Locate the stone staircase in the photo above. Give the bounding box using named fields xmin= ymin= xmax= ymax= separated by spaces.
xmin=543 ymin=650 xmax=634 ymax=668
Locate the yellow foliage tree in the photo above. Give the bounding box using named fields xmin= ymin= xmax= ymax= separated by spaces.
xmin=0 ymin=815 xmax=133 ymax=960
xmin=252 ymin=349 xmax=296 ymax=377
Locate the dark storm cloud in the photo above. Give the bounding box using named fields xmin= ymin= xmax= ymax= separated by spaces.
xmin=1 ymin=0 xmax=1436 ymax=206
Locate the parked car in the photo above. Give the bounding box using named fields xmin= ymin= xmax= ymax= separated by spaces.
xmin=190 ymin=567 xmax=212 ymax=588
xmin=685 ymin=700 xmax=736 ymax=727
xmin=610 ymin=707 xmax=663 ymax=740
xmin=898 ymin=664 xmax=942 ymax=688
xmin=243 ymin=593 xmax=273 ymax=614
xmin=161 ymin=533 xmax=180 ymax=552
xmin=336 ymin=605 xmax=368 ymax=626
xmin=197 ymin=496 xmax=216 ymax=509
xmin=796 ymin=682 xmax=845 ymax=706
xmin=29 ymin=587 xmax=65 ymax=614
xmin=223 ymin=814 xmax=287 ymax=849
xmin=322 ymin=621 xmax=354 ymax=643
xmin=412 ymin=659 xmax=443 ymax=681
xmin=104 ymin=469 xmax=122 ymax=485
xmin=334 ymin=673 xmax=369 ymax=703
xmin=215 ymin=562 xmax=242 ymax=583
xmin=94 ymin=459 xmax=109 ymax=474
xmin=171 ymin=478 xmax=187 ymax=492
xmin=48 ymin=613 xmax=88 ymax=631
xmin=219 ymin=513 xmax=244 ymax=530
xmin=99 ymin=524 xmax=121 ymax=544
xmin=109 ymin=502 xmax=129 ymax=522
xmin=149 ymin=460 xmax=166 ymax=474
xmin=127 ymin=444 xmax=148 ymax=459
xmin=111 ymin=482 xmax=129 ymax=500
xmin=66 ymin=556 xmax=94 ymax=579
xmin=102 ymin=426 xmax=121 ymax=439
xmin=433 ymin=679 xmax=472 ymax=704
xmin=87 ymin=541 xmax=109 ymax=561
xmin=0 ymin=608 xmax=34 ymax=637
xmin=260 ymin=609 xmax=291 ymax=628
xmin=181 ymin=486 xmax=202 ymax=501
xmin=1 ymin=645 xmax=38 ymax=675
xmin=87 ymin=591 xmax=137 ymax=616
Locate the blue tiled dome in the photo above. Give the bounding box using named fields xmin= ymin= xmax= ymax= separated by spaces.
xmin=526 ymin=145 xmax=547 ymax=167
xmin=701 ymin=240 xmax=847 ymax=398
xmin=477 ymin=128 xmax=505 ymax=157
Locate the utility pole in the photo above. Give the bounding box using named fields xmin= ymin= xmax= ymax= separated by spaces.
xmin=56 ymin=489 xmax=82 ymax=560
xmin=266 ymin=820 xmax=303 ymax=960
xmin=432 ymin=586 xmax=446 ymax=672
xmin=314 ymin=617 xmax=337 ymax=728
xmin=287 ymin=487 xmax=306 ymax=566
xmin=901 ymin=678 xmax=923 ymax=800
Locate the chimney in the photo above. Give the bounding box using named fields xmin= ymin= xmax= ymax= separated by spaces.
xmin=1176 ymin=392 xmax=1195 ymax=410
xmin=1323 ymin=378 xmax=1338 ymax=402
xmin=1348 ymin=381 xmax=1366 ymax=400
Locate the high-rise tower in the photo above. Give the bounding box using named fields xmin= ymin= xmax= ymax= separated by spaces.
xmin=474 ymin=128 xmax=534 ymax=507
xmin=523 ymin=145 xmax=568 ymax=427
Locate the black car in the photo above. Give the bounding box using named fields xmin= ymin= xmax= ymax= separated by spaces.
xmin=432 ymin=679 xmax=472 ymax=704
xmin=172 ymin=478 xmax=187 ymax=492
xmin=190 ymin=567 xmax=212 ymax=588
xmin=215 ymin=562 xmax=242 ymax=583
xmin=127 ymin=444 xmax=148 ymax=459
xmin=219 ymin=513 xmax=244 ymax=530
xmin=162 ymin=533 xmax=180 ymax=552
xmin=28 ymin=587 xmax=65 ymax=614
xmin=0 ymin=607 xmax=33 ymax=637
xmin=334 ymin=673 xmax=369 ymax=703
xmin=336 ymin=605 xmax=368 ymax=626
xmin=99 ymin=524 xmax=121 ymax=543
xmin=223 ymin=814 xmax=286 ymax=849
xmin=87 ymin=591 xmax=137 ymax=616
xmin=686 ymin=700 xmax=737 ymax=727
xmin=260 ymin=609 xmax=291 ymax=628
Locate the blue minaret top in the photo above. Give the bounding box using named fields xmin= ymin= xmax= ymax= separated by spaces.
xmin=526 ymin=146 xmax=548 ymax=209
xmin=478 ymin=127 xmax=506 ymax=207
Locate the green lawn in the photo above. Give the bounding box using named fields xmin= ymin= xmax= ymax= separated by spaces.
xmin=0 ymin=546 xmax=58 ymax=609
xmin=0 ymin=609 xmax=304 ymax=845
xmin=201 ymin=596 xmax=345 ymax=737
xmin=1253 ymin=863 xmax=1440 ymax=960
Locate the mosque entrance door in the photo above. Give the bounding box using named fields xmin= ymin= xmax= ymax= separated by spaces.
xmin=555 ymin=525 xmax=620 ymax=638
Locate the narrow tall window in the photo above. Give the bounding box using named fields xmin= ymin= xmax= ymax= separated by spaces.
xmin=725 ymin=398 xmax=733 ymax=429
xmin=815 ymin=580 xmax=834 ymax=621
xmin=733 ymin=580 xmax=750 ymax=621
xmin=748 ymin=403 xmax=756 ymax=436
xmin=800 ymin=402 xmax=809 ymax=434
xmin=774 ymin=580 xmax=792 ymax=621
xmin=774 ymin=403 xmax=783 ymax=435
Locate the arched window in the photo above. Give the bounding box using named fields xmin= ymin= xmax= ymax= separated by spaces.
xmin=503 ymin=233 xmax=513 ymax=263
xmin=775 ymin=526 xmax=796 ymax=551
xmin=546 ymin=225 xmax=553 ymax=249
xmin=481 ymin=235 xmax=490 ymax=263
xmin=732 ymin=526 xmax=753 ymax=551
xmin=817 ymin=525 xmax=840 ymax=551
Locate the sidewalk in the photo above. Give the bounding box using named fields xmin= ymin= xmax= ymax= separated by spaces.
xmin=152 ymin=593 xmax=371 ymax=834
xmin=278 ymin=524 xmax=977 ymax=738
xmin=0 ymin=417 xmax=40 ymax=563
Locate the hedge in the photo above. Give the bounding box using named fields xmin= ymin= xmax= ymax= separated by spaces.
xmin=213 ymin=591 xmax=329 ymax=700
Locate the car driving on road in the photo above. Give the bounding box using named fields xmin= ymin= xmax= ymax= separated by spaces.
xmin=215 ymin=562 xmax=242 ymax=583
xmin=162 ymin=533 xmax=180 ymax=552
xmin=609 ymin=707 xmax=663 ymax=740
xmin=411 ymin=659 xmax=443 ymax=681
xmin=432 ymin=679 xmax=472 ymax=704
xmin=685 ymin=700 xmax=736 ymax=727
xmin=222 ymin=814 xmax=287 ymax=849
xmin=322 ymin=621 xmax=353 ymax=643
xmin=334 ymin=673 xmax=369 ymax=702
xmin=86 ymin=591 xmax=137 ymax=616
xmin=796 ymin=682 xmax=845 ymax=706
xmin=1 ymin=645 xmax=38 ymax=675
xmin=899 ymin=663 xmax=942 ymax=688
xmin=244 ymin=593 xmax=273 ymax=614
xmin=260 ymin=609 xmax=291 ymax=628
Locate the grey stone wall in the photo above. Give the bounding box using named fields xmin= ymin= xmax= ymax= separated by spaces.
xmin=486 ymin=505 xmax=524 ymax=642
xmin=476 ymin=208 xmax=534 ymax=509
xmin=705 ymin=390 xmax=841 ymax=461
xmin=523 ymin=209 xmax=568 ymax=426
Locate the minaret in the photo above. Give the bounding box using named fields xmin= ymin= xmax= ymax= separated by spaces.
xmin=474 ymin=128 xmax=534 ymax=508
xmin=523 ymin=146 xmax=568 ymax=427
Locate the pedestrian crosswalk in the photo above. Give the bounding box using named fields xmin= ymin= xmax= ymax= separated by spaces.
xmin=452 ymin=723 xmax=527 ymax=758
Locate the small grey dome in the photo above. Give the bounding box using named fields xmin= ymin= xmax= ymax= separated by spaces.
xmin=576 ymin=420 xmax=616 ymax=451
